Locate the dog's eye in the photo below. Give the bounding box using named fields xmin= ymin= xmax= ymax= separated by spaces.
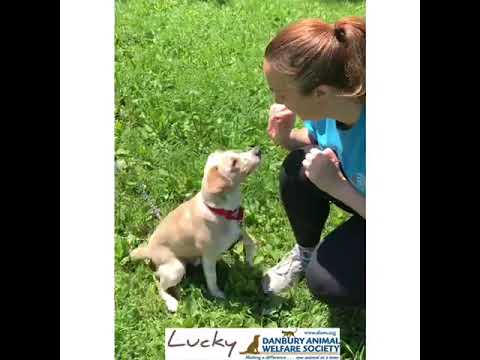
xmin=232 ymin=159 xmax=238 ymax=167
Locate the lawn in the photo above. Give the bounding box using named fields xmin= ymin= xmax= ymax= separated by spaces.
xmin=115 ymin=0 xmax=366 ymax=359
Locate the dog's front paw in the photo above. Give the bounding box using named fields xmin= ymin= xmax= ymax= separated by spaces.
xmin=210 ymin=289 xmax=226 ymax=299
xmin=245 ymin=247 xmax=256 ymax=267
xmin=165 ymin=297 xmax=179 ymax=312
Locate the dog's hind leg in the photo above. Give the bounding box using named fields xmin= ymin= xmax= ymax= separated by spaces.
xmin=241 ymin=231 xmax=256 ymax=267
xmin=155 ymin=258 xmax=186 ymax=312
xmin=130 ymin=243 xmax=150 ymax=260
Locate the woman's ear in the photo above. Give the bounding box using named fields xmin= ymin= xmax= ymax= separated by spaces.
xmin=314 ymin=85 xmax=332 ymax=99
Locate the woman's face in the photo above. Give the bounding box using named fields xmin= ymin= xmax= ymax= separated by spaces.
xmin=263 ymin=59 xmax=330 ymax=120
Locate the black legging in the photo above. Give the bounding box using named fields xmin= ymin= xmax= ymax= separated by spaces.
xmin=279 ymin=149 xmax=365 ymax=307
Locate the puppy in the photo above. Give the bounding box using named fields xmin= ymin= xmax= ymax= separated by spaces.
xmin=130 ymin=147 xmax=261 ymax=312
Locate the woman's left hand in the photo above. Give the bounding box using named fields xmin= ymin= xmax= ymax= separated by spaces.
xmin=302 ymin=147 xmax=346 ymax=195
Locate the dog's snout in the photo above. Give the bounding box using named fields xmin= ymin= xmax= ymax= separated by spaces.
xmin=251 ymin=146 xmax=261 ymax=158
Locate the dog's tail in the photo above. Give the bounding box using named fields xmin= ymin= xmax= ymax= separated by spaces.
xmin=130 ymin=244 xmax=151 ymax=261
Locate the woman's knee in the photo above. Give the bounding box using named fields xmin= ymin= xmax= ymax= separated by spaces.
xmin=279 ymin=148 xmax=331 ymax=202
xmin=305 ymin=261 xmax=365 ymax=307
xmin=279 ymin=149 xmax=311 ymax=192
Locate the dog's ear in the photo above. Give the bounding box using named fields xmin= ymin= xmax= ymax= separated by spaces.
xmin=205 ymin=166 xmax=233 ymax=194
xmin=229 ymin=158 xmax=240 ymax=173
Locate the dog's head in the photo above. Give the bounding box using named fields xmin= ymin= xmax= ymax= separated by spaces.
xmin=202 ymin=146 xmax=261 ymax=195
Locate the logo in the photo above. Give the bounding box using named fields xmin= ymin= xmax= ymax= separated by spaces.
xmin=353 ymin=173 xmax=366 ymax=193
xmin=165 ymin=328 xmax=341 ymax=360
xmin=239 ymin=334 xmax=260 ymax=355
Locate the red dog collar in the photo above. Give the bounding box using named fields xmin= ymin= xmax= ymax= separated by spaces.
xmin=205 ymin=204 xmax=244 ymax=222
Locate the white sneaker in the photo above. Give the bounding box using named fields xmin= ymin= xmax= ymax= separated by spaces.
xmin=262 ymin=244 xmax=313 ymax=295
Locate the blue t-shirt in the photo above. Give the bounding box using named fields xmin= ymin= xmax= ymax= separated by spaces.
xmin=303 ymin=105 xmax=366 ymax=196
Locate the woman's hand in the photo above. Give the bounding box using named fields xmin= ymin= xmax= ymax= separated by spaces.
xmin=302 ymin=147 xmax=346 ymax=194
xmin=267 ymin=103 xmax=296 ymax=145
xmin=303 ymin=147 xmax=366 ymax=218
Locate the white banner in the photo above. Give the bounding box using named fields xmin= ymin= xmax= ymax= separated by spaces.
xmin=165 ymin=328 xmax=341 ymax=360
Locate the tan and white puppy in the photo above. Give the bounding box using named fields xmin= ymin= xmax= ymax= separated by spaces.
xmin=130 ymin=147 xmax=261 ymax=312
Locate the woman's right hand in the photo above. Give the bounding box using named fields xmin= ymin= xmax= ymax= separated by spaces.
xmin=267 ymin=103 xmax=296 ymax=145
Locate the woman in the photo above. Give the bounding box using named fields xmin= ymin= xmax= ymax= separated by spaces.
xmin=262 ymin=16 xmax=366 ymax=306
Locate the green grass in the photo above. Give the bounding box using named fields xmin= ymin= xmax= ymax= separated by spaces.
xmin=115 ymin=0 xmax=366 ymax=359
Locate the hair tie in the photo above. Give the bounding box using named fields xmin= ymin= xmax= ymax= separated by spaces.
xmin=334 ymin=26 xmax=346 ymax=43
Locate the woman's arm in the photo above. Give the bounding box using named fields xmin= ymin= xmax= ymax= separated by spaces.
xmin=278 ymin=128 xmax=314 ymax=151
xmin=303 ymin=147 xmax=366 ymax=219
xmin=329 ymin=180 xmax=365 ymax=218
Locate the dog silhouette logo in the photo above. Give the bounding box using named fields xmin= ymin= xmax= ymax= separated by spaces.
xmin=281 ymin=328 xmax=298 ymax=337
xmin=239 ymin=334 xmax=260 ymax=354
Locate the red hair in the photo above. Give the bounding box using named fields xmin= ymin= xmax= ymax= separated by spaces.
xmin=265 ymin=17 xmax=365 ymax=100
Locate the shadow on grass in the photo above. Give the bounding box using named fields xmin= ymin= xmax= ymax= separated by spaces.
xmin=327 ymin=305 xmax=366 ymax=357
xmin=180 ymin=255 xmax=295 ymax=319
xmin=188 ymin=0 xmax=230 ymax=6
